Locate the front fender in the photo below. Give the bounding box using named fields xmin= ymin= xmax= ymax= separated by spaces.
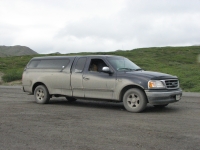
xmin=113 ymin=77 xmax=146 ymax=100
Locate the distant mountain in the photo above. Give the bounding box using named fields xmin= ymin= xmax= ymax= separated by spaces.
xmin=0 ymin=45 xmax=38 ymax=57
xmin=49 ymin=52 xmax=61 ymax=55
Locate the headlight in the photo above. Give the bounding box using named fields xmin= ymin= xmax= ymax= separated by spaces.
xmin=148 ymin=80 xmax=165 ymax=89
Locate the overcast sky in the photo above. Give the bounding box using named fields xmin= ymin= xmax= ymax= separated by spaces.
xmin=0 ymin=0 xmax=200 ymax=54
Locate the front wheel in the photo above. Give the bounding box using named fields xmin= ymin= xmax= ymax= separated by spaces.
xmin=123 ymin=88 xmax=147 ymax=113
xmin=34 ymin=85 xmax=50 ymax=104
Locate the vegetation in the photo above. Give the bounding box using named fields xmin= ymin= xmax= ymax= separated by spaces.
xmin=0 ymin=46 xmax=200 ymax=92
xmin=2 ymin=69 xmax=23 ymax=82
xmin=0 ymin=45 xmax=38 ymax=57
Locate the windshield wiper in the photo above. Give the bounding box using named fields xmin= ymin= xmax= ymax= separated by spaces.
xmin=117 ymin=68 xmax=134 ymax=71
xmin=135 ymin=68 xmax=143 ymax=71
xmin=117 ymin=68 xmax=143 ymax=71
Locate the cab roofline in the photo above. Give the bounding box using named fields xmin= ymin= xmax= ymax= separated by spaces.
xmin=31 ymin=55 xmax=124 ymax=60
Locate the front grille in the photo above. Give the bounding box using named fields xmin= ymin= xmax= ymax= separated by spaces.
xmin=164 ymin=79 xmax=179 ymax=89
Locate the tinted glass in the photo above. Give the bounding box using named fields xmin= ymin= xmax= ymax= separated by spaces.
xmin=89 ymin=59 xmax=107 ymax=72
xmin=34 ymin=59 xmax=69 ymax=69
xmin=28 ymin=60 xmax=40 ymax=68
xmin=107 ymin=57 xmax=140 ymax=71
xmin=75 ymin=58 xmax=86 ymax=72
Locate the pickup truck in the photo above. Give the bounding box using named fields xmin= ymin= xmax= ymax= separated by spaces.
xmin=22 ymin=55 xmax=182 ymax=112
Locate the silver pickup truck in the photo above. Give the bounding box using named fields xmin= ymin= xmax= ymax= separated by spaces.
xmin=22 ymin=55 xmax=182 ymax=112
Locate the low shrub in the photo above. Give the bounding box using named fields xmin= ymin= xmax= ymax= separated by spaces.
xmin=2 ymin=69 xmax=23 ymax=82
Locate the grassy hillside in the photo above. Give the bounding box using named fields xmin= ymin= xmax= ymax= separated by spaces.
xmin=0 ymin=45 xmax=38 ymax=57
xmin=0 ymin=46 xmax=200 ymax=92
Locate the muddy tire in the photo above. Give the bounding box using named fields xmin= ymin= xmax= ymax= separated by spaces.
xmin=123 ymin=88 xmax=147 ymax=113
xmin=34 ymin=85 xmax=50 ymax=104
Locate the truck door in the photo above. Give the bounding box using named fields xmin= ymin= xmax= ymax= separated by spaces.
xmin=71 ymin=57 xmax=87 ymax=97
xmin=82 ymin=58 xmax=116 ymax=100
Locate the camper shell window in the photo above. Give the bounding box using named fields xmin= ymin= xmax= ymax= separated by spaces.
xmin=28 ymin=59 xmax=70 ymax=69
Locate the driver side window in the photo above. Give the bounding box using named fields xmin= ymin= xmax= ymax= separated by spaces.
xmin=89 ymin=59 xmax=108 ymax=72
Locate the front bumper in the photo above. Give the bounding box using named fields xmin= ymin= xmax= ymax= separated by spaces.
xmin=145 ymin=89 xmax=182 ymax=105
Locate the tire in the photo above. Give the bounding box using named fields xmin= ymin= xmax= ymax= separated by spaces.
xmin=123 ymin=88 xmax=147 ymax=113
xmin=34 ymin=85 xmax=50 ymax=104
xmin=154 ymin=104 xmax=168 ymax=108
xmin=66 ymin=97 xmax=77 ymax=102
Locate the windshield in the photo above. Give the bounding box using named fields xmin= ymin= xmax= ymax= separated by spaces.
xmin=107 ymin=57 xmax=141 ymax=71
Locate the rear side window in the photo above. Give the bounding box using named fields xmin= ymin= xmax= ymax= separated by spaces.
xmin=75 ymin=58 xmax=87 ymax=73
xmin=28 ymin=60 xmax=40 ymax=68
xmin=28 ymin=59 xmax=70 ymax=69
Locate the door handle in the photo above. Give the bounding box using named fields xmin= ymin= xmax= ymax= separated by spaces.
xmin=83 ymin=77 xmax=90 ymax=80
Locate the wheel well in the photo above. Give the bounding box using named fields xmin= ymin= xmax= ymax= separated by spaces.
xmin=119 ymin=85 xmax=147 ymax=102
xmin=32 ymin=82 xmax=46 ymax=93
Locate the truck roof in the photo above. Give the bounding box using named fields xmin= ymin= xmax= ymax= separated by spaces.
xmin=31 ymin=55 xmax=124 ymax=60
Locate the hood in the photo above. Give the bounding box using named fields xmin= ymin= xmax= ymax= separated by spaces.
xmin=125 ymin=70 xmax=177 ymax=80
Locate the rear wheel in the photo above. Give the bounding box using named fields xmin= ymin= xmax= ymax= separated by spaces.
xmin=123 ymin=88 xmax=147 ymax=113
xmin=34 ymin=85 xmax=50 ymax=104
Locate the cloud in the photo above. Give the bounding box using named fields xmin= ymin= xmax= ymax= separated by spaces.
xmin=55 ymin=0 xmax=200 ymax=51
xmin=0 ymin=0 xmax=200 ymax=54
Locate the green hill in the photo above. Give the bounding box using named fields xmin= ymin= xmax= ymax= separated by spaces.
xmin=0 ymin=45 xmax=38 ymax=57
xmin=0 ymin=46 xmax=200 ymax=92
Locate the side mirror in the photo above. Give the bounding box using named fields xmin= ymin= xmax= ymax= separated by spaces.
xmin=102 ymin=67 xmax=113 ymax=74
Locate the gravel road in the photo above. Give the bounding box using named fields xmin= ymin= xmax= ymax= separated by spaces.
xmin=0 ymin=87 xmax=200 ymax=150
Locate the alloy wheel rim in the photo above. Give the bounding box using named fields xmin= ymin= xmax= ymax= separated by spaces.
xmin=127 ymin=94 xmax=140 ymax=108
xmin=36 ymin=89 xmax=45 ymax=101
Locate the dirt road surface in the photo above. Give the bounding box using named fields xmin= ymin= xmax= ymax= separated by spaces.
xmin=0 ymin=87 xmax=200 ymax=150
